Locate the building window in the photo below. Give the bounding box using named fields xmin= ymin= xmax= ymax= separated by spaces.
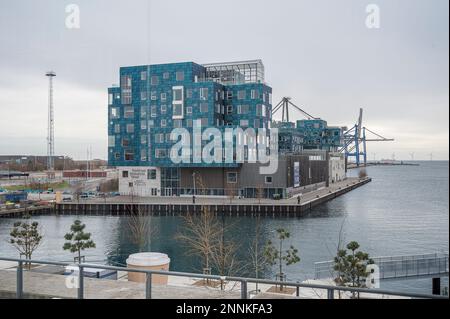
xmin=108 ymin=93 xmax=113 ymax=105
xmin=161 ymin=119 xmax=167 ymax=127
xmin=186 ymin=119 xmax=193 ymax=127
xmin=161 ymin=105 xmax=167 ymax=115
xmin=173 ymin=87 xmax=183 ymax=102
xmin=200 ymin=103 xmax=209 ymax=113
xmin=115 ymin=153 xmax=120 ymax=160
xmin=148 ymin=169 xmax=157 ymax=180
xmin=173 ymin=104 xmax=183 ymax=118
xmin=150 ymin=106 xmax=157 ymax=117
xmin=141 ymin=91 xmax=147 ymax=101
xmin=141 ymin=71 xmax=147 ymax=81
xmin=121 ymin=75 xmax=132 ymax=104
xmin=173 ymin=119 xmax=182 ymax=128
xmin=163 ymin=72 xmax=170 ymax=80
xmin=141 ymin=149 xmax=147 ymax=161
xmin=148 ymin=119 xmax=154 ymax=128
xmin=176 ymin=71 xmax=185 ymax=81
xmin=126 ymin=124 xmax=134 ymax=133
xmin=151 ymin=76 xmax=159 ymax=86
xmin=187 ymin=89 xmax=193 ymax=98
xmin=124 ymin=106 xmax=134 ymax=119
xmin=140 ymin=106 xmax=147 ymax=118
xmin=161 ymin=92 xmax=167 ymax=101
xmin=238 ymin=90 xmax=246 ymax=100
xmin=141 ymin=135 xmax=147 ymax=145
xmin=227 ymin=105 xmax=233 ymax=114
xmin=121 ymin=75 xmax=132 ymax=88
xmin=141 ymin=120 xmax=147 ymax=130
xmin=125 ymin=151 xmax=134 ymax=161
xmin=155 ymin=149 xmax=167 ymax=158
xmin=110 ymin=107 xmax=120 ymax=119
xmin=122 ymin=138 xmax=130 ymax=147
xmin=240 ymin=120 xmax=249 ymax=127
xmin=227 ymin=172 xmax=238 ymax=184
xmin=254 ymin=119 xmax=260 ymax=128
xmin=114 ymin=124 xmax=121 ymax=134
xmin=265 ymin=176 xmax=273 ymax=184
xmin=108 ymin=136 xmax=115 ymax=147
xmin=200 ymin=118 xmax=208 ymax=126
xmin=251 ymin=90 xmax=258 ymax=99
xmin=151 ymin=91 xmax=157 ymax=100
xmin=155 ymin=133 xmax=164 ymax=143
xmin=122 ymin=91 xmax=132 ymax=105
xmin=237 ymin=105 xmax=249 ymax=115
xmin=122 ymin=171 xmax=129 ymax=178
xmin=200 ymin=88 xmax=208 ymax=100
xmin=227 ymin=91 xmax=233 ymax=100
xmin=186 ymin=107 xmax=193 ymax=115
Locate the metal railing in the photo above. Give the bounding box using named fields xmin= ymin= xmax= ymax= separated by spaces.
xmin=315 ymin=252 xmax=449 ymax=281
xmin=0 ymin=257 xmax=447 ymax=300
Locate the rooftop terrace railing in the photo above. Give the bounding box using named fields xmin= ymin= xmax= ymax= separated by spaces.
xmin=0 ymin=257 xmax=447 ymax=300
xmin=315 ymin=252 xmax=449 ymax=281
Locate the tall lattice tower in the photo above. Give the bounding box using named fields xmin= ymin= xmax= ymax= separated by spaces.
xmin=46 ymin=71 xmax=56 ymax=173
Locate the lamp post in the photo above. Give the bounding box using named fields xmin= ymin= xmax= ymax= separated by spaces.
xmin=192 ymin=172 xmax=196 ymax=204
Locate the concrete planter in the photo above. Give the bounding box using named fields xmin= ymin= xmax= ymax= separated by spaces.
xmin=126 ymin=253 xmax=170 ymax=285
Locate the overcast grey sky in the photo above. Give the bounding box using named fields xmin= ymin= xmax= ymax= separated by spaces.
xmin=0 ymin=0 xmax=448 ymax=160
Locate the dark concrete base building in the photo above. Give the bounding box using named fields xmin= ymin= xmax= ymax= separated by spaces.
xmin=118 ymin=151 xmax=344 ymax=199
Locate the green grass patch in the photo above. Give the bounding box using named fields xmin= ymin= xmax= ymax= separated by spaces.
xmin=4 ymin=181 xmax=70 ymax=192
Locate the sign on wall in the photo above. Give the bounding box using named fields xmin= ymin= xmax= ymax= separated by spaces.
xmin=294 ymin=162 xmax=300 ymax=188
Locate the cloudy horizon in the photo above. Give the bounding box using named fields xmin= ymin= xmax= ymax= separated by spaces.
xmin=0 ymin=0 xmax=448 ymax=160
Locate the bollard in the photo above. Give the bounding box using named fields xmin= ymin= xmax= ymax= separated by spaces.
xmin=78 ymin=265 xmax=84 ymax=299
xmin=327 ymin=288 xmax=334 ymax=299
xmin=241 ymin=280 xmax=248 ymax=299
xmin=17 ymin=260 xmax=23 ymax=299
xmin=146 ymin=273 xmax=153 ymax=299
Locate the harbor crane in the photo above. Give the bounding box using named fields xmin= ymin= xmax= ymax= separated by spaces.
xmin=271 ymin=98 xmax=394 ymax=168
xmin=272 ymin=97 xmax=318 ymax=122
xmin=340 ymin=108 xmax=394 ymax=167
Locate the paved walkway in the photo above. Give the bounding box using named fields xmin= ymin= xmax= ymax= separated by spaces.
xmin=82 ymin=178 xmax=367 ymax=206
xmin=0 ymin=269 xmax=239 ymax=299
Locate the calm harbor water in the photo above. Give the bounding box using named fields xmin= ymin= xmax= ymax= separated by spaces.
xmin=0 ymin=161 xmax=448 ymax=295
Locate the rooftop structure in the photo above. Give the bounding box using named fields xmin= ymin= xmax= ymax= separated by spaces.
xmin=202 ymin=59 xmax=265 ymax=85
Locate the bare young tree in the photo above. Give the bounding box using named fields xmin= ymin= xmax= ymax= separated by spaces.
xmin=247 ymin=214 xmax=271 ymax=294
xmin=176 ymin=206 xmax=222 ymax=277
xmin=127 ymin=189 xmax=155 ymax=252
xmin=209 ymin=214 xmax=242 ymax=289
xmin=255 ymin=184 xmax=265 ymax=204
xmin=73 ymin=183 xmax=84 ymax=203
xmin=225 ymin=183 xmax=237 ymax=204
xmin=99 ymin=178 xmax=119 ymax=193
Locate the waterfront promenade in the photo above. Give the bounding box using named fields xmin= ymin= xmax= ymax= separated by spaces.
xmin=0 ymin=177 xmax=371 ymax=218
xmin=55 ymin=178 xmax=371 ymax=217
xmin=89 ymin=177 xmax=368 ymax=206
